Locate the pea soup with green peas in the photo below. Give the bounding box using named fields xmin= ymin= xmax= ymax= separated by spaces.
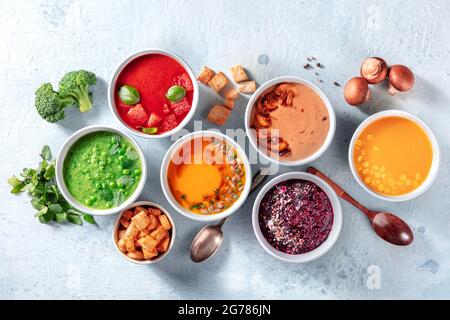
xmin=63 ymin=131 xmax=142 ymax=209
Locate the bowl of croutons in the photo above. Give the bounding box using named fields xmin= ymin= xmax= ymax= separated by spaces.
xmin=113 ymin=201 xmax=175 ymax=264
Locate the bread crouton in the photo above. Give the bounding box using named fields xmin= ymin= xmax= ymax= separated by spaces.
xmin=127 ymin=251 xmax=144 ymax=260
xmin=122 ymin=210 xmax=134 ymax=220
xmin=150 ymin=226 xmax=169 ymax=243
xmin=225 ymin=88 xmax=239 ymax=100
xmin=131 ymin=210 xmax=151 ymax=231
xmin=118 ymin=230 xmax=126 ymax=240
xmin=207 ymin=104 xmax=230 ymax=126
xmin=158 ymin=214 xmax=172 ymax=231
xmin=208 ymin=72 xmax=229 ymax=92
xmin=197 ymin=66 xmax=215 ymax=84
xmin=148 ymin=207 xmax=161 ymax=216
xmin=224 ymin=99 xmax=235 ymax=110
xmin=138 ymin=235 xmax=158 ymax=249
xmin=230 ymin=64 xmax=248 ymax=83
xmin=119 ymin=218 xmax=130 ymax=229
xmin=125 ymin=221 xmax=140 ymax=238
xmin=118 ymin=239 xmax=126 ymax=252
xmin=156 ymin=237 xmax=170 ymax=253
xmin=238 ymin=80 xmax=257 ymax=93
xmin=124 ymin=236 xmax=135 ymax=252
xmin=142 ymin=245 xmax=158 ymax=259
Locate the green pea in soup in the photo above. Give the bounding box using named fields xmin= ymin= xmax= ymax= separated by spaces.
xmin=63 ymin=131 xmax=142 ymax=209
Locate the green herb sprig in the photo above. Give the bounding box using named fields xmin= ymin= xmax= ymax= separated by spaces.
xmin=7 ymin=145 xmax=95 ymax=226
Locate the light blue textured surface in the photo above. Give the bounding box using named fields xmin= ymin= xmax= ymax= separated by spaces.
xmin=0 ymin=0 xmax=449 ymax=299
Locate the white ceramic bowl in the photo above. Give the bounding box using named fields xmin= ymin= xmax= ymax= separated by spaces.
xmin=56 ymin=125 xmax=147 ymax=216
xmin=108 ymin=48 xmax=199 ymax=139
xmin=113 ymin=201 xmax=176 ymax=265
xmin=252 ymin=172 xmax=342 ymax=263
xmin=244 ymin=76 xmax=336 ymax=166
xmin=349 ymin=110 xmax=440 ymax=202
xmin=160 ymin=131 xmax=252 ymax=222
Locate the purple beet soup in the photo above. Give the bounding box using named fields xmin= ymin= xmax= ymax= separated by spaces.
xmin=258 ymin=179 xmax=333 ymax=255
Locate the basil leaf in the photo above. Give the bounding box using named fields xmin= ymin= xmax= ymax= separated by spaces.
xmin=121 ymin=159 xmax=134 ymax=169
xmin=8 ymin=176 xmax=25 ymax=194
xmin=166 ymin=85 xmax=186 ymax=102
xmin=55 ymin=212 xmax=67 ymax=223
xmin=99 ymin=189 xmax=113 ymax=201
xmin=39 ymin=211 xmax=55 ymax=223
xmin=114 ymin=134 xmax=122 ymax=145
xmin=113 ymin=191 xmax=125 ymax=207
xmin=40 ymin=145 xmax=52 ymax=161
xmin=49 ymin=203 xmax=63 ymax=213
xmin=125 ymin=148 xmax=138 ymax=160
xmin=139 ymin=127 xmax=158 ymax=135
xmin=109 ymin=143 xmax=120 ymax=155
xmin=82 ymin=214 xmax=96 ymax=224
xmin=117 ymin=175 xmax=134 ymax=187
xmin=67 ymin=214 xmax=82 ymax=225
xmin=31 ymin=196 xmax=44 ymax=210
xmin=44 ymin=164 xmax=55 ymax=180
xmin=119 ymin=85 xmax=140 ymax=105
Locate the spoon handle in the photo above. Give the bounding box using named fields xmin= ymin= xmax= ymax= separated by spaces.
xmin=307 ymin=167 xmax=372 ymax=217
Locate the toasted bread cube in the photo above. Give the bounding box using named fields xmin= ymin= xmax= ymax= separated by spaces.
xmin=118 ymin=239 xmax=126 ymax=252
xmin=118 ymin=230 xmax=126 ymax=240
xmin=122 ymin=210 xmax=134 ymax=220
xmin=124 ymin=236 xmax=135 ymax=252
xmin=197 ymin=66 xmax=215 ymax=84
xmin=131 ymin=210 xmax=151 ymax=231
xmin=208 ymin=72 xmax=229 ymax=93
xmin=225 ymin=88 xmax=239 ymax=100
xmin=159 ymin=214 xmax=172 ymax=231
xmin=156 ymin=237 xmax=170 ymax=253
xmin=119 ymin=218 xmax=130 ymax=229
xmin=147 ymin=214 xmax=159 ymax=231
xmin=142 ymin=245 xmax=158 ymax=259
xmin=125 ymin=221 xmax=140 ymax=238
xmin=224 ymin=99 xmax=235 ymax=110
xmin=207 ymin=104 xmax=230 ymax=126
xmin=150 ymin=226 xmax=169 ymax=243
xmin=138 ymin=235 xmax=158 ymax=249
xmin=139 ymin=229 xmax=150 ymax=238
xmin=230 ymin=64 xmax=248 ymax=83
xmin=127 ymin=251 xmax=145 ymax=260
xmin=134 ymin=206 xmax=146 ymax=215
xmin=134 ymin=239 xmax=141 ymax=248
xmin=238 ymin=80 xmax=257 ymax=93
xmin=148 ymin=207 xmax=161 ymax=216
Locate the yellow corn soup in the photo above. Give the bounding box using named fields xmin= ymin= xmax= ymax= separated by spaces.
xmin=353 ymin=116 xmax=433 ymax=196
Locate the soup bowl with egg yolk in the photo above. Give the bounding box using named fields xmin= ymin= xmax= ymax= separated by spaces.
xmin=160 ymin=131 xmax=252 ymax=221
xmin=349 ymin=110 xmax=440 ymax=202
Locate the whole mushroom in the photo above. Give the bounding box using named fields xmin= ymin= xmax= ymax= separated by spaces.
xmin=344 ymin=77 xmax=371 ymax=106
xmin=388 ymin=65 xmax=415 ymax=95
xmin=360 ymin=57 xmax=388 ymax=84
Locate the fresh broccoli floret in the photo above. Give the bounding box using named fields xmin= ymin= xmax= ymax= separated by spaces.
xmin=35 ymin=83 xmax=76 ymax=123
xmin=58 ymin=70 xmax=97 ymax=113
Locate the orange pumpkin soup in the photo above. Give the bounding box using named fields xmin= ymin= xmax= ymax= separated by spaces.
xmin=167 ymin=137 xmax=246 ymax=215
xmin=353 ymin=116 xmax=433 ymax=196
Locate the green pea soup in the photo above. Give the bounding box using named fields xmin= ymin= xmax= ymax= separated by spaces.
xmin=63 ymin=131 xmax=142 ymax=209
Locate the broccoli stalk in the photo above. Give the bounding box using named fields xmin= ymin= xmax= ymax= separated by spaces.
xmin=35 ymin=83 xmax=76 ymax=123
xmin=58 ymin=70 xmax=97 ymax=113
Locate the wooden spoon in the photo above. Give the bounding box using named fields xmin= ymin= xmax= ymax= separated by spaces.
xmin=307 ymin=167 xmax=414 ymax=246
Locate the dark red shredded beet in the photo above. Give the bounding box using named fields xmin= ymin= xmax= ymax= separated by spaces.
xmin=258 ymin=179 xmax=333 ymax=255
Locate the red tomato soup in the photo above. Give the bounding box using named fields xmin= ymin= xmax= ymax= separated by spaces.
xmin=114 ymin=54 xmax=194 ymax=134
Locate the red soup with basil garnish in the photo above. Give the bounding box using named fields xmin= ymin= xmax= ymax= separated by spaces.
xmin=114 ymin=54 xmax=194 ymax=135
